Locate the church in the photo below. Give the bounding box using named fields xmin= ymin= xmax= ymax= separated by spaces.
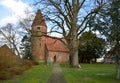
xmin=31 ymin=10 xmax=69 ymax=63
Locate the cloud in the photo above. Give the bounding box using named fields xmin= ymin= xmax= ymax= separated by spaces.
xmin=0 ymin=0 xmax=33 ymax=26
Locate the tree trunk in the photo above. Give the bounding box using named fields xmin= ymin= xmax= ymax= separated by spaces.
xmin=116 ymin=53 xmax=119 ymax=80
xmin=69 ymin=53 xmax=73 ymax=65
xmin=69 ymin=0 xmax=78 ymax=67
xmin=116 ymin=61 xmax=119 ymax=80
xmin=70 ymin=31 xmax=79 ymax=67
xmin=12 ymin=43 xmax=21 ymax=58
xmin=72 ymin=49 xmax=79 ymax=67
xmin=115 ymin=40 xmax=119 ymax=80
xmin=70 ymin=49 xmax=79 ymax=67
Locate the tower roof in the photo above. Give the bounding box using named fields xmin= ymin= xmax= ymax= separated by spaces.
xmin=32 ymin=10 xmax=47 ymax=27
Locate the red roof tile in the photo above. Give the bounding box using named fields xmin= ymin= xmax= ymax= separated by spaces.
xmin=42 ymin=36 xmax=69 ymax=52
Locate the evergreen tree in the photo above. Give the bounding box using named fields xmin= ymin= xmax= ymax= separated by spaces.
xmin=20 ymin=34 xmax=32 ymax=60
xmin=79 ymin=31 xmax=105 ymax=63
xmin=89 ymin=0 xmax=120 ymax=80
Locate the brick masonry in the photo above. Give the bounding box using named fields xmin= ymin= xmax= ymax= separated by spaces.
xmin=32 ymin=10 xmax=69 ymax=62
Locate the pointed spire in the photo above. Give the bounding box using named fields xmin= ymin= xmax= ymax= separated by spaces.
xmin=32 ymin=10 xmax=47 ymax=27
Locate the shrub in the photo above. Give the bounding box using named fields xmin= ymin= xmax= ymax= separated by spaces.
xmin=22 ymin=60 xmax=33 ymax=68
xmin=9 ymin=66 xmax=24 ymax=75
xmin=22 ymin=65 xmax=30 ymax=71
xmin=0 ymin=59 xmax=40 ymax=80
xmin=0 ymin=70 xmax=11 ymax=80
xmin=32 ymin=61 xmax=39 ymax=65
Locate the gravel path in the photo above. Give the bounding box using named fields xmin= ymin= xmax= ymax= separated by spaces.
xmin=47 ymin=63 xmax=67 ymax=83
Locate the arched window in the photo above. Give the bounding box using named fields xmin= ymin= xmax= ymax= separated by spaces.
xmin=37 ymin=27 xmax=40 ymax=30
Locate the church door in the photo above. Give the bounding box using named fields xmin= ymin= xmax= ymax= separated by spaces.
xmin=54 ymin=56 xmax=56 ymax=63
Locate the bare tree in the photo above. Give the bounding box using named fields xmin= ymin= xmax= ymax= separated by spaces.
xmin=18 ymin=10 xmax=35 ymax=59
xmin=0 ymin=9 xmax=34 ymax=59
xmin=34 ymin=0 xmax=106 ymax=67
xmin=18 ymin=10 xmax=34 ymax=34
xmin=0 ymin=23 xmax=21 ymax=57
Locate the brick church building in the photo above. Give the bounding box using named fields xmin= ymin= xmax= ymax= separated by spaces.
xmin=31 ymin=10 xmax=69 ymax=62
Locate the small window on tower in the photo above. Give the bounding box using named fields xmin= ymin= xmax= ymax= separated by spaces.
xmin=37 ymin=27 xmax=40 ymax=30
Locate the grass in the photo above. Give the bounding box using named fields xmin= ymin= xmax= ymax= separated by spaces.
xmin=0 ymin=63 xmax=53 ymax=83
xmin=61 ymin=63 xmax=120 ymax=83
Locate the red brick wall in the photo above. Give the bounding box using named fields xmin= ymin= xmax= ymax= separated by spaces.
xmin=48 ymin=51 xmax=69 ymax=62
xmin=32 ymin=25 xmax=47 ymax=61
xmin=32 ymin=35 xmax=69 ymax=62
xmin=32 ymin=37 xmax=46 ymax=61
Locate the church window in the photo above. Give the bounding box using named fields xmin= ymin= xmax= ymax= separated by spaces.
xmin=58 ymin=53 xmax=62 ymax=59
xmin=67 ymin=54 xmax=69 ymax=60
xmin=37 ymin=27 xmax=40 ymax=30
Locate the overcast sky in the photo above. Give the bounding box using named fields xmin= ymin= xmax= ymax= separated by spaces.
xmin=0 ymin=0 xmax=34 ymax=26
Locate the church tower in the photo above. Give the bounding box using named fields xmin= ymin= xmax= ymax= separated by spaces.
xmin=32 ymin=10 xmax=47 ymax=61
xmin=32 ymin=10 xmax=47 ymax=35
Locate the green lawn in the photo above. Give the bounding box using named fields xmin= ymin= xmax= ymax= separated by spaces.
xmin=61 ymin=63 xmax=120 ymax=83
xmin=0 ymin=63 xmax=53 ymax=83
